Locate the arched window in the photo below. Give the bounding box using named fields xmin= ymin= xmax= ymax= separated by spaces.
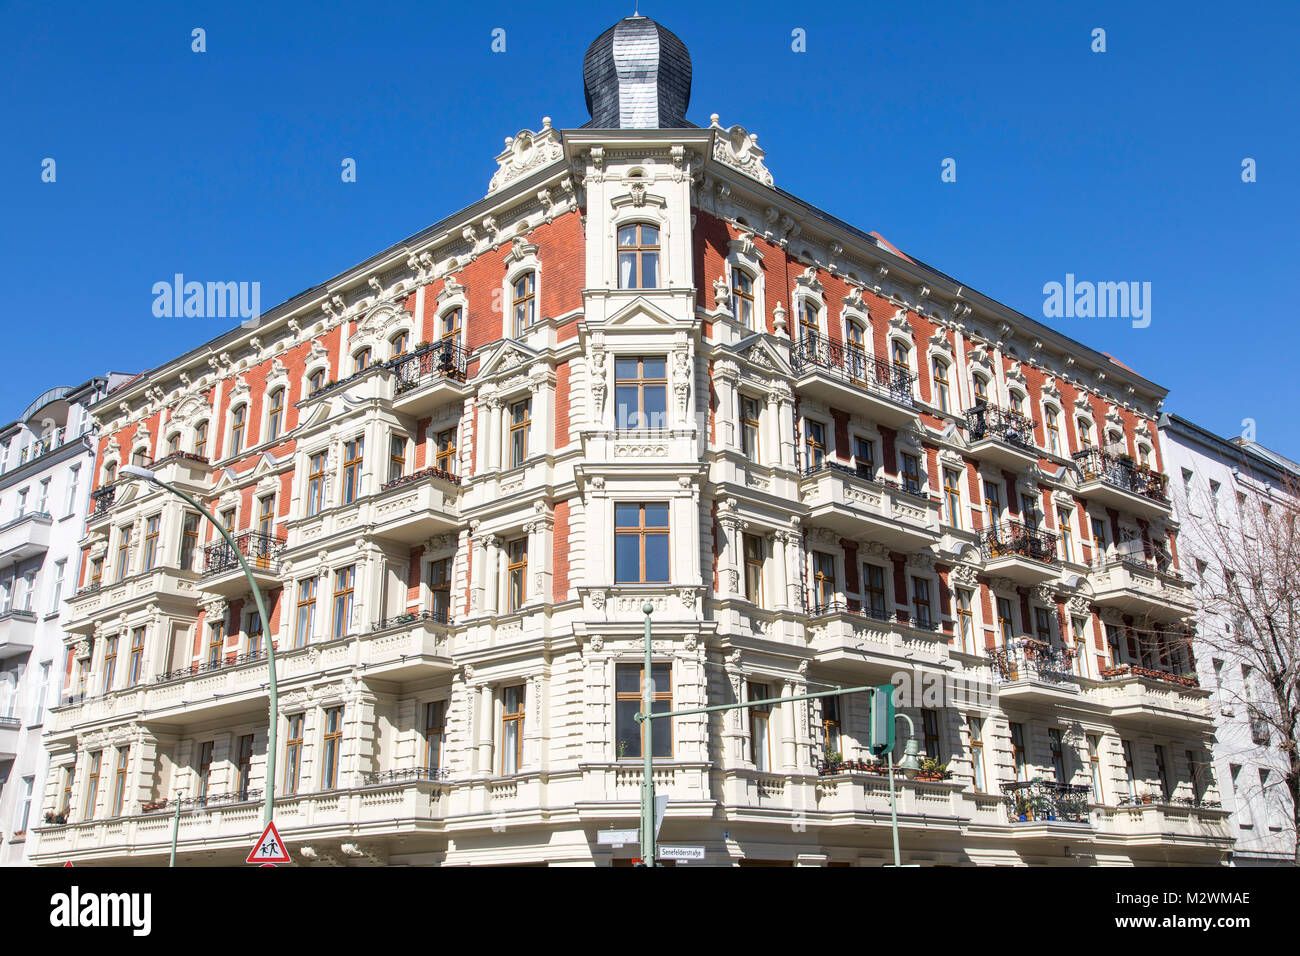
xmin=229 ymin=404 xmax=247 ymax=455
xmin=354 ymin=348 xmax=372 ymax=373
xmin=308 ymin=368 xmax=326 ymax=395
xmin=1045 ymin=406 xmax=1062 ymax=455
xmin=932 ymin=358 xmax=951 ymax=412
xmin=1106 ymin=428 xmax=1122 ymax=449
xmin=1009 ymin=390 xmax=1026 ymax=416
xmin=847 ymin=319 xmax=866 ymax=351
xmin=512 ymin=274 xmax=535 ymax=337
xmin=131 ymin=447 xmax=148 ymax=467
xmin=390 ymin=330 xmax=409 ymax=358
xmin=891 ymin=340 xmax=911 ymax=375
xmin=1077 ymin=417 xmax=1093 ymax=450
xmin=798 ymin=300 xmax=820 ymax=344
xmin=617 ymin=224 xmax=659 ymax=289
xmin=441 ymin=307 xmax=462 ymax=344
xmin=193 ymin=421 xmax=208 ymax=460
xmin=973 ymin=374 xmax=989 ymax=404
xmin=266 ymin=388 xmax=285 ymax=442
xmin=166 ymin=432 xmax=180 ymax=456
xmin=1137 ymin=443 xmax=1151 ymax=467
xmin=104 ymin=460 xmax=117 ymax=484
xmin=731 ymin=269 xmax=755 ymax=329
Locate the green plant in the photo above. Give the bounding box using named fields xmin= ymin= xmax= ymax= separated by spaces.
xmin=917 ymin=757 xmax=947 ymax=776
xmin=823 ymin=749 xmax=842 ymax=766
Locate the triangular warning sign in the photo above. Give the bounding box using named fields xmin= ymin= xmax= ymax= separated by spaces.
xmin=246 ymin=821 xmax=291 ymax=864
xmin=63 ymin=861 xmax=73 ymax=868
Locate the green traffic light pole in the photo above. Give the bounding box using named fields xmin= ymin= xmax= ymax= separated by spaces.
xmin=120 ymin=465 xmax=279 ymax=834
xmin=635 ymin=604 xmax=922 ymax=866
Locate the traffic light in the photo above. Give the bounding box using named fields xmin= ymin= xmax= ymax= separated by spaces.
xmin=869 ymin=684 xmax=895 ymax=755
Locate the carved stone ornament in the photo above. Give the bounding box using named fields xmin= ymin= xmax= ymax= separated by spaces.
xmin=488 ymin=118 xmax=564 ymax=194
xmin=709 ymin=114 xmax=774 ymax=187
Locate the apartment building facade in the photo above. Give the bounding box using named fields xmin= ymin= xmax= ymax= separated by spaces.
xmin=27 ymin=16 xmax=1229 ymax=866
xmin=0 ymin=376 xmax=124 ymax=864
xmin=1159 ymin=413 xmax=1299 ymax=866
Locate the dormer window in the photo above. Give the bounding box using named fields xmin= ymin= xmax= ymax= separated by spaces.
xmin=617 ymin=224 xmax=659 ymax=289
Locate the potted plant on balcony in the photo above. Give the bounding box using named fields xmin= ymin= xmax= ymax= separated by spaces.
xmin=915 ymin=757 xmax=949 ymax=782
xmin=820 ymin=749 xmax=843 ymax=775
xmin=1138 ymin=791 xmax=1154 ymax=805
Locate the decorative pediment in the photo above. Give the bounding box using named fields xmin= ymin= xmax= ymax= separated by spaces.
xmin=487 ymin=118 xmax=564 ymax=194
xmin=502 ymin=236 xmax=540 ymax=267
xmin=709 ymin=114 xmax=774 ymax=187
xmin=793 ymin=266 xmax=824 ymax=298
xmin=739 ymin=339 xmax=792 ymax=377
xmin=477 ymin=339 xmax=540 ymax=381
xmin=727 ymin=233 xmax=764 ymax=262
xmin=602 ymin=296 xmax=683 ymax=329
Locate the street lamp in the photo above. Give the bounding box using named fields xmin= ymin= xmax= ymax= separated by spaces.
xmin=119 ymin=465 xmax=280 ymax=829
xmin=886 ymin=713 xmax=923 ymax=867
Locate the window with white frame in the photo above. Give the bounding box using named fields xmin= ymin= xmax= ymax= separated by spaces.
xmin=617 ymin=223 xmax=659 ymax=290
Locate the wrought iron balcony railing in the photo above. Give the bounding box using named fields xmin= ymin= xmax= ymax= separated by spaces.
xmin=980 ymin=519 xmax=1058 ymax=564
xmin=203 ymin=531 xmax=287 ymax=577
xmin=800 ymin=459 xmax=932 ymax=502
xmin=153 ymin=648 xmax=270 ymax=684
xmin=1002 ymin=779 xmax=1092 ymax=823
xmin=360 ymin=767 xmax=451 ymax=785
xmin=790 ymin=336 xmax=916 ymax=406
xmin=989 ymin=640 xmax=1077 ymax=684
xmin=90 ymin=483 xmax=118 ymax=516
xmin=370 ymin=608 xmax=452 ymax=631
xmin=965 ymin=402 xmax=1037 ymax=450
xmin=1072 ymin=448 xmax=1169 ymax=502
xmin=390 ymin=340 xmax=471 ymax=393
xmin=1099 ymin=663 xmax=1199 ymax=688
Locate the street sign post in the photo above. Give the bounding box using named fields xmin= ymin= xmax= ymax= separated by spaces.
xmin=597 ymin=829 xmax=640 ymax=846
xmin=246 ymin=821 xmax=291 ymax=865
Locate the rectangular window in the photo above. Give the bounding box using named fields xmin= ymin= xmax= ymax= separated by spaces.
xmin=1106 ymin=624 xmax=1124 ymax=666
xmin=1071 ymin=615 xmax=1089 ymax=675
xmin=956 ymin=587 xmax=975 ymax=654
xmin=1058 ymin=507 xmax=1074 ymax=562
xmin=510 ymin=399 xmax=531 ymax=466
xmin=321 ymin=706 xmax=343 ymax=789
xmin=435 ymin=428 xmax=457 ymax=475
xmin=197 ymin=740 xmax=214 ymax=800
xmin=37 ymin=478 xmax=50 ymax=513
xmin=295 ymin=577 xmax=317 ymax=648
xmin=220 ymin=508 xmax=235 ymax=533
xmin=179 ymin=512 xmax=200 ymax=571
xmin=1154 ymin=744 xmax=1171 ymax=801
xmin=997 ymin=597 xmax=1015 ymax=644
xmin=112 ymin=747 xmax=130 ymax=816
xmin=230 ymin=405 xmax=247 ymax=454
xmin=60 ymin=765 xmax=74 ymax=817
xmin=1121 ymin=739 xmax=1137 ymax=801
xmin=127 ymin=627 xmax=145 ymax=687
xmin=388 ymin=435 xmax=406 ymax=484
xmin=1091 ymin=516 xmax=1108 ymax=557
xmin=35 ymin=661 xmax=50 ymax=721
xmin=853 ymin=436 xmax=875 ymax=479
xmin=943 ymin=468 xmax=962 ymax=529
xmin=1010 ymin=722 xmax=1027 ymax=782
xmin=1187 ymin=749 xmax=1203 ymax=803
xmin=1088 ymin=734 xmax=1103 ymax=803
xmin=306 ymin=452 xmax=327 ymax=517
xmin=617 ymin=224 xmax=659 ymax=289
xmin=85 ymin=751 xmax=102 ymax=820
xmin=425 ymin=701 xmax=446 ymax=771
xmin=257 ymin=495 xmax=275 ymax=541
xmin=749 ymin=682 xmax=771 ymax=771
xmin=501 ymin=685 xmax=525 ymax=774
xmin=743 ymin=534 xmax=764 ymax=605
xmin=901 ymin=453 xmax=922 ymax=495
xmin=922 ymin=709 xmax=941 ymax=760
xmin=969 ymin=716 xmax=986 ymax=792
xmin=142 ymin=514 xmax=160 ymax=571
xmin=614 ymin=503 xmax=669 ymax=584
xmin=740 ymin=396 xmax=761 ymax=459
xmin=342 ymin=438 xmax=364 ymax=504
xmin=1021 ymin=493 xmax=1039 ymax=531
xmin=614 ymin=663 xmax=672 ymax=760
xmin=614 ymin=357 xmax=667 ymax=430
xmin=984 ymin=480 xmax=1003 ymax=524
xmin=1048 ymin=728 xmax=1066 ymax=785
xmin=1046 ymin=409 xmax=1061 ymax=455
xmin=507 ymin=539 xmax=528 ymax=612
xmin=194 ymin=421 xmax=208 ymax=459
xmin=65 ymin=465 xmax=80 ymax=516
xmin=247 ymin=611 xmax=263 ymax=657
xmin=804 ymin=420 xmax=826 ymax=471
xmin=115 ymin=524 xmax=131 ymax=582
xmin=332 ymin=565 xmax=355 ymax=639
xmin=207 ymin=621 xmax=225 ymax=666
xmin=13 ymin=776 xmax=33 ymax=835
xmin=267 ymin=389 xmax=284 ymax=442
xmin=284 ymin=714 xmax=304 ymax=795
xmin=50 ymin=559 xmax=66 ymax=613
xmin=102 ymin=636 xmax=118 ymax=693
xmin=912 ymin=576 xmax=932 ymax=628
xmin=823 ymin=696 xmax=841 ymax=756
xmin=932 ymin=359 xmax=950 ymax=412
xmin=812 ymin=551 xmax=835 ymax=610
xmin=513 ymin=273 xmax=536 ymax=335
xmin=1034 ymin=606 xmax=1053 ymax=643
xmin=429 ymin=558 xmax=451 ymax=622
xmin=236 ymin=734 xmax=254 ymax=799
xmin=863 ymin=564 xmax=887 ymax=618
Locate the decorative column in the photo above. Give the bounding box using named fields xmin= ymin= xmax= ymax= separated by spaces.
xmin=717 ymin=505 xmax=741 ymax=597
xmin=484 ymin=397 xmax=502 ymax=472
xmin=475 ymin=681 xmax=495 ymax=777
xmin=714 ymin=360 xmax=739 ymax=451
xmin=483 ymin=535 xmax=501 ymax=615
xmin=528 ymin=364 xmax=553 ymax=458
xmin=777 ymin=386 xmax=797 ymax=469
xmin=765 ymin=391 xmax=782 ymax=470
xmin=770 ymin=532 xmax=789 ymax=610
xmin=780 ymin=681 xmax=798 ymax=771
xmin=525 ymin=510 xmax=554 ymax=605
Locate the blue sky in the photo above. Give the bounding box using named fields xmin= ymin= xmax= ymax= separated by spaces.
xmin=3 ymin=0 xmax=1297 ymax=451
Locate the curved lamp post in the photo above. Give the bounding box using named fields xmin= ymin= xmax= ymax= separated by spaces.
xmin=119 ymin=465 xmax=279 ymax=830
xmin=887 ymin=713 xmax=923 ymax=867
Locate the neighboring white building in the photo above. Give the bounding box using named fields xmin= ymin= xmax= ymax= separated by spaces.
xmin=1159 ymin=412 xmax=1299 ymax=866
xmin=0 ymin=376 xmax=128 ymax=864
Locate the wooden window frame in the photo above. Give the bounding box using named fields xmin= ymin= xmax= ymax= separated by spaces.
xmin=321 ymin=706 xmax=343 ymax=790
xmin=512 ymin=273 xmax=536 ymax=335
xmin=900 ymin=452 xmax=922 ymax=495
xmin=112 ymin=746 xmax=129 ymax=816
xmin=127 ymin=627 xmax=145 ymax=687
xmin=506 ymin=539 xmax=527 ymax=612
xmin=332 ymin=565 xmax=355 ymax=639
xmin=267 ymin=388 xmax=285 ymax=442
xmin=306 ymin=452 xmax=327 ymax=517
xmin=614 ymin=662 xmax=673 ymax=760
xmin=943 ymin=468 xmax=962 ymax=529
xmin=748 ymin=682 xmax=772 ymax=771
xmin=617 ymin=224 xmax=660 ymax=290
xmin=341 ymin=437 xmax=364 ymax=505
xmin=932 ymin=357 xmax=950 ymax=412
xmin=804 ymin=419 xmax=827 ymax=471
xmin=501 ymin=685 xmax=526 ymax=774
xmin=1010 ymin=722 xmax=1027 ymax=782
xmin=509 ymin=398 xmax=531 ymax=467
xmin=142 ymin=514 xmax=160 ymax=571
xmin=102 ymin=636 xmax=118 ymax=694
xmin=732 ymin=269 xmax=755 ymax=328
xmin=740 ymin=395 xmax=761 ymax=459
xmin=85 ymin=751 xmax=102 ymax=820
xmin=284 ymin=714 xmax=304 ymax=795
xmin=295 ymin=577 xmax=316 ymax=648
xmin=425 ymin=700 xmax=446 ymax=771
xmin=230 ymin=403 xmax=247 ymax=455
xmin=863 ymin=563 xmax=887 ymax=618
xmin=743 ymin=533 xmax=764 ymax=606
xmin=614 ymin=503 xmax=669 ymax=585
xmin=388 ymin=435 xmax=407 ymax=484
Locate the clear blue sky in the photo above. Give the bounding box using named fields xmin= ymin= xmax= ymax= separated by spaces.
xmin=3 ymin=1 xmax=1296 ymax=451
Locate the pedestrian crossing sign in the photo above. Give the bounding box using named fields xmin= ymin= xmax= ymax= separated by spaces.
xmin=246 ymin=821 xmax=291 ymax=864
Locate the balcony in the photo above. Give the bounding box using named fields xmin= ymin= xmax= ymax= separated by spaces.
xmin=0 ymin=609 xmax=37 ymax=660
xmin=799 ymin=462 xmax=941 ymax=550
xmin=0 ymin=714 xmax=20 ymax=759
xmin=988 ymin=640 xmax=1081 ymax=702
xmin=1092 ymin=666 xmax=1212 ymax=730
xmin=145 ymin=452 xmax=213 ymax=490
xmin=388 ymin=340 xmax=472 ymax=418
xmin=1089 ymin=556 xmax=1196 ymax=622
xmin=804 ymin=599 xmax=949 ymax=668
xmin=965 ymin=404 xmax=1040 ymax=470
xmin=1093 ymin=801 xmax=1231 ymax=853
xmin=61 ymin=567 xmax=204 ymax=636
xmin=87 ymin=483 xmax=119 ymax=524
xmin=980 ymin=520 xmax=1059 ymax=585
xmin=1072 ymin=449 xmax=1171 ymax=518
xmin=372 ymin=468 xmax=461 ymax=545
xmin=0 ymin=511 xmax=52 ymax=562
xmin=201 ymin=531 xmax=287 ymax=598
xmin=1001 ymin=779 xmax=1092 ymax=825
xmin=790 ymin=337 xmax=917 ymax=428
